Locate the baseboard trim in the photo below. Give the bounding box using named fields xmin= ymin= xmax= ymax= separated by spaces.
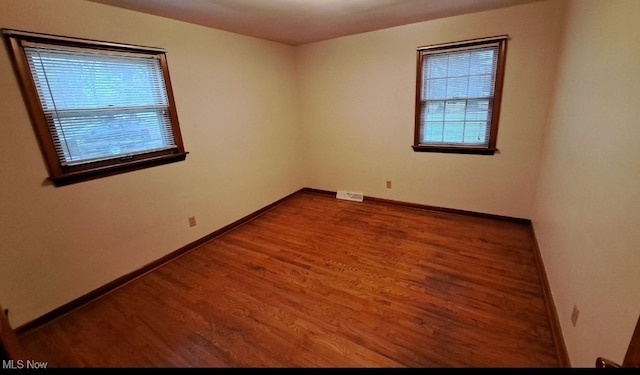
xmin=16 ymin=188 xmax=304 ymax=334
xmin=303 ymin=188 xmax=531 ymax=224
xmin=530 ymin=223 xmax=571 ymax=367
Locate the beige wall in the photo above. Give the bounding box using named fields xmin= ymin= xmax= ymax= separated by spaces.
xmin=0 ymin=0 xmax=303 ymax=327
xmin=532 ymin=0 xmax=640 ymax=367
xmin=296 ymin=0 xmax=565 ymax=219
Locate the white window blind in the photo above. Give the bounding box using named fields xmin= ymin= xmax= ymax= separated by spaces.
xmin=419 ymin=43 xmax=499 ymax=146
xmin=23 ymin=43 xmax=177 ymax=166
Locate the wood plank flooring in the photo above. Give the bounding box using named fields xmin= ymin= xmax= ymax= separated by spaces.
xmin=17 ymin=190 xmax=560 ymax=367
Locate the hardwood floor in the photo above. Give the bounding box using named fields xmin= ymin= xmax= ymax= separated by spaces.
xmin=17 ymin=190 xmax=560 ymax=367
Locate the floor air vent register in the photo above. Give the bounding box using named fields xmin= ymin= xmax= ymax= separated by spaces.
xmin=336 ymin=190 xmax=364 ymax=202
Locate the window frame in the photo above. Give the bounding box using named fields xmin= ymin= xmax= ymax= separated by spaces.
xmin=3 ymin=29 xmax=188 ymax=186
xmin=413 ymin=35 xmax=507 ymax=155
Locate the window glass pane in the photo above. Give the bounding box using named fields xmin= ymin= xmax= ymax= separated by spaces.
xmin=469 ymin=49 xmax=495 ymax=75
xmin=427 ymin=55 xmax=448 ymax=78
xmin=26 ymin=49 xmax=167 ymax=110
xmin=462 ymin=122 xmax=488 ymax=144
xmin=443 ymin=100 xmax=466 ymax=121
xmin=465 ymin=99 xmax=490 ymax=121
xmin=24 ymin=46 xmax=176 ymax=166
xmin=55 ymin=110 xmax=173 ymax=165
xmin=445 ymin=76 xmax=468 ymax=99
xmin=468 ymin=74 xmax=493 ymax=98
xmin=416 ymin=39 xmax=503 ymax=150
xmin=426 ymin=78 xmax=447 ymax=100
xmin=442 ymin=122 xmax=464 ymax=143
xmin=421 ymin=99 xmax=491 ymax=146
xmin=425 ymin=101 xmax=445 ymax=121
xmin=423 ymin=122 xmax=444 ymax=143
xmin=447 ymin=52 xmax=470 ymax=77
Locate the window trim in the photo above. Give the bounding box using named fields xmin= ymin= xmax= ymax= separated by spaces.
xmin=2 ymin=29 xmax=188 ymax=186
xmin=413 ymin=35 xmax=507 ymax=155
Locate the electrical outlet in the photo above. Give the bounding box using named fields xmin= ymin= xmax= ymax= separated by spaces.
xmin=188 ymin=216 xmax=196 ymax=227
xmin=386 ymin=180 xmax=392 ymax=189
xmin=571 ymin=305 xmax=579 ymax=327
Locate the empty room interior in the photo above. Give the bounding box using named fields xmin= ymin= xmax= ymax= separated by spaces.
xmin=0 ymin=0 xmax=638 ymax=368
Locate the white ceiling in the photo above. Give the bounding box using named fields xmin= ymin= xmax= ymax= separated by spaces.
xmin=89 ymin=0 xmax=543 ymax=46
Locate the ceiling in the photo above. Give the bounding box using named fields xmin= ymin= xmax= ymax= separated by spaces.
xmin=89 ymin=0 xmax=543 ymax=46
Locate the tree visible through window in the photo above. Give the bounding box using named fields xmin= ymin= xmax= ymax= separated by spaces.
xmin=413 ymin=36 xmax=507 ymax=155
xmin=3 ymin=29 xmax=187 ymax=185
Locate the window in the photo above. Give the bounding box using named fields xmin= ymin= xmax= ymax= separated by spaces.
xmin=413 ymin=35 xmax=507 ymax=155
xmin=3 ymin=29 xmax=187 ymax=186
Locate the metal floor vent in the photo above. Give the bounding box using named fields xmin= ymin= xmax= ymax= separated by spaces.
xmin=336 ymin=190 xmax=364 ymax=202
